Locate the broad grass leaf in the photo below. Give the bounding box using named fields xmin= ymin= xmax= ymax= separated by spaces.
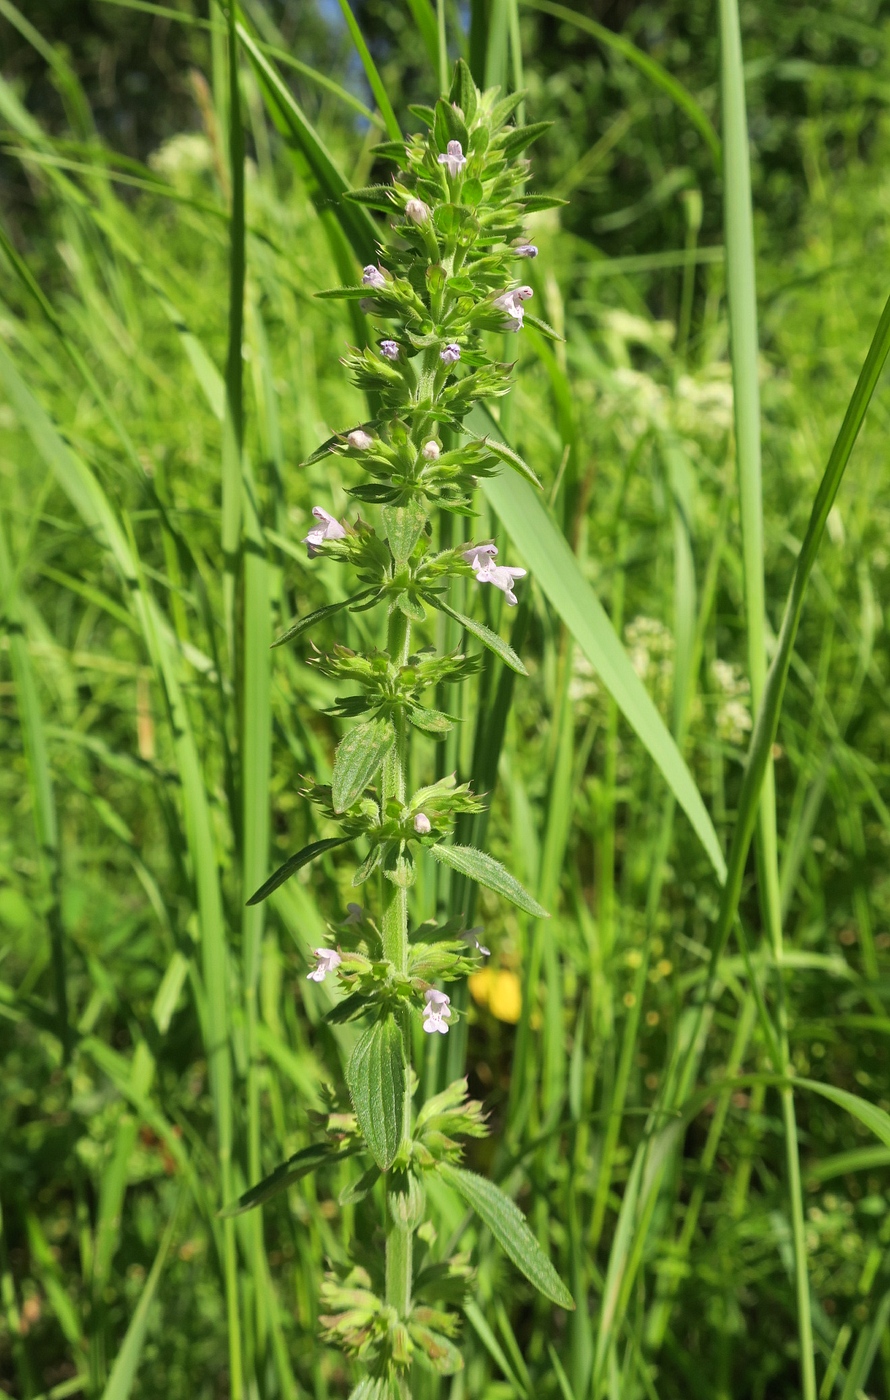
xmin=220 ymin=1143 xmax=338 ymax=1217
xmin=346 ymin=1017 xmax=406 ymax=1171
xmin=246 ymin=838 xmax=348 ymax=906
xmin=431 ymin=597 xmax=528 ymax=676
xmin=430 ymin=843 xmax=548 ymax=918
xmin=440 ymin=1164 xmax=574 ymax=1310
xmin=332 ymin=717 xmax=394 ymax=811
xmin=795 ymin=1078 xmax=890 ymax=1150
xmin=476 ymin=437 xmax=726 ymax=882
xmin=100 ymin=1193 xmax=182 ymax=1400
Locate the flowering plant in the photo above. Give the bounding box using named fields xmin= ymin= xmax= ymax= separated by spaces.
xmin=226 ymin=61 xmax=573 ymax=1396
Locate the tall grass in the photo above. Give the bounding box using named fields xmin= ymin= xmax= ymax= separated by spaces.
xmin=3 ymin=1 xmax=890 ymax=1397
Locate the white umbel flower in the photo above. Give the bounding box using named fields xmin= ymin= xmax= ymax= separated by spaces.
xmin=422 ymin=987 xmax=452 ymax=1034
xmin=302 ymin=507 xmax=346 ymax=558
xmin=437 ymin=140 xmax=467 ymax=178
xmin=306 ymin=948 xmax=342 ymax=983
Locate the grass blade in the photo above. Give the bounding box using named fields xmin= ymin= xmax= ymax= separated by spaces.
xmin=100 ymin=1193 xmax=182 ymax=1400
xmin=333 ymin=0 xmax=402 ymax=142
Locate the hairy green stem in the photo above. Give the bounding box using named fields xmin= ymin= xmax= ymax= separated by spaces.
xmin=382 ymin=607 xmax=413 ymax=1329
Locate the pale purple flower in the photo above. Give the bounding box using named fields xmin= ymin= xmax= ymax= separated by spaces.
xmin=515 ymin=243 xmax=538 ymax=258
xmin=493 ymin=285 xmax=534 ymax=331
xmin=437 ymin=140 xmax=467 ymax=179
xmin=307 ymin=947 xmax=342 ymax=983
xmin=302 ymin=506 xmax=346 ymax=558
xmin=347 ymin=429 xmax=374 ymax=450
xmin=405 ymin=197 xmax=431 ymax=224
xmin=422 ymin=440 xmax=441 ymax=461
xmin=362 ymin=265 xmax=386 ymax=290
xmin=413 ymin=812 xmax=431 ymax=835
xmin=422 ymin=987 xmax=452 ymax=1034
xmin=471 ymin=553 xmax=527 ymax=606
xmin=380 ymin=340 xmax=400 ymax=361
xmin=440 ymin=343 xmax=461 ymax=366
xmin=463 ymin=543 xmax=498 ymax=568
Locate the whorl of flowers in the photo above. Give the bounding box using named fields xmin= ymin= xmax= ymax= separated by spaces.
xmin=241 ymin=62 xmax=572 ymax=1393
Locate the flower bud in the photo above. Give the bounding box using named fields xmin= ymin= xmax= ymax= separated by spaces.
xmin=515 ymin=243 xmax=538 ymax=258
xmin=405 ymin=197 xmax=431 ymax=224
xmin=413 ymin=812 xmax=431 ymax=834
xmin=347 ymin=429 xmax=374 ymax=450
xmin=379 ymin=340 xmax=400 ymax=361
xmin=422 ymin=441 xmax=441 ymax=461
xmin=440 ymin=343 xmax=461 ymax=366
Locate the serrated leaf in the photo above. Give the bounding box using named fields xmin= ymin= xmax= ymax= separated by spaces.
xmin=430 ymin=844 xmax=548 ymax=918
xmin=448 ymin=58 xmax=477 ymax=123
xmin=407 ymin=704 xmax=455 ymax=735
xmin=434 ymin=98 xmax=468 ymax=154
xmin=346 ymin=1017 xmax=406 ymax=1170
xmin=332 ymin=717 xmax=395 ymax=812
xmin=440 ymin=1164 xmax=574 ymax=1310
xmin=346 ymin=184 xmax=396 ymax=210
xmin=475 ymin=437 xmax=542 ymax=488
xmin=220 ymin=1142 xmax=340 ymax=1216
xmin=384 ymin=496 xmax=428 ymax=567
xmin=521 ymin=193 xmax=569 ymax=212
xmin=430 ymin=598 xmax=527 ymax=676
xmin=272 ymin=593 xmax=374 ymax=649
xmin=524 ymin=313 xmax=565 ymax=343
xmin=246 ymin=838 xmax=348 ymax=905
xmin=497 ymin=121 xmax=553 ymax=159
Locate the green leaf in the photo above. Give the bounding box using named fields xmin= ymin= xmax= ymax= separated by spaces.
xmin=246 ymin=838 xmax=348 ymax=906
xmin=100 ymin=1193 xmax=183 ymax=1400
xmin=475 ymin=419 xmax=726 ymax=883
xmin=430 ymin=597 xmax=528 ymax=677
xmin=430 ymin=844 xmax=548 ymax=918
xmin=332 ymin=717 xmax=395 ymax=812
xmin=795 ymin=1078 xmax=890 ymax=1151
xmin=272 ymin=592 xmax=375 ymax=648
xmin=346 ymin=1017 xmax=406 ymax=1171
xmin=345 ymin=184 xmax=397 ymax=211
xmin=476 ymin=436 xmax=542 ymax=488
xmin=220 ymin=1143 xmax=339 ymax=1217
xmin=440 ymin=1164 xmax=574 ymax=1310
xmin=525 ymin=313 xmax=564 ymax=343
xmin=497 ymin=120 xmax=553 ymax=159
xmin=384 ymin=496 xmax=428 ymax=567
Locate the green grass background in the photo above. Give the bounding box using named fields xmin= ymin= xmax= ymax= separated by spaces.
xmin=4 ymin=1 xmax=890 ymax=1398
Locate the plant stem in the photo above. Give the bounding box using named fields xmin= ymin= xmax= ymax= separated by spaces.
xmin=382 ymin=606 xmax=413 ymax=1328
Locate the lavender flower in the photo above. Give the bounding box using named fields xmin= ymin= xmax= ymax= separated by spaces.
xmin=437 ymin=140 xmax=467 ymax=179
xmin=302 ymin=506 xmax=346 ymax=558
xmin=470 ymin=551 xmax=527 ymax=606
xmin=515 ymin=243 xmax=538 ymax=258
xmin=413 ymin=812 xmax=431 ymax=834
xmin=379 ymin=340 xmax=400 ymax=361
xmin=362 ymin=265 xmax=387 ymax=290
xmin=422 ymin=440 xmax=441 ymax=461
xmin=422 ymin=987 xmax=452 ymax=1034
xmin=493 ymin=285 xmax=534 ymax=332
xmin=306 ymin=948 xmax=342 ymax=983
xmin=463 ymin=543 xmax=498 ymax=568
xmin=440 ymin=343 xmax=461 ymax=365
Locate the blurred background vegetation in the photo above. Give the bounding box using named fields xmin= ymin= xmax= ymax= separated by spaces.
xmin=4 ymin=2 xmax=890 ymax=1399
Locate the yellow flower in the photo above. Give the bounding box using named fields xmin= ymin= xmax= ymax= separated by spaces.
xmin=469 ymin=968 xmax=522 ymax=1024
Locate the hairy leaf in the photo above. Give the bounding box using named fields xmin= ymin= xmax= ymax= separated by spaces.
xmin=440 ymin=1164 xmax=574 ymax=1309
xmin=430 ymin=844 xmax=548 ymax=918
xmin=220 ymin=1143 xmax=340 ymax=1217
xmin=430 ymin=598 xmax=527 ymax=676
xmin=246 ymin=838 xmax=348 ymax=906
xmin=346 ymin=1017 xmax=406 ymax=1171
xmin=332 ymin=717 xmax=395 ymax=812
